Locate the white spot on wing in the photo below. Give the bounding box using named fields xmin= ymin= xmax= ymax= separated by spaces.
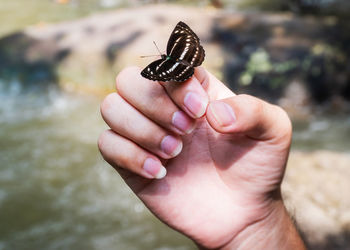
xmin=157 ymin=59 xmax=168 ymax=71
xmin=179 ymin=47 xmax=189 ymax=60
xmin=169 ymin=37 xmax=182 ymax=55
xmin=170 ymin=62 xmax=180 ymax=72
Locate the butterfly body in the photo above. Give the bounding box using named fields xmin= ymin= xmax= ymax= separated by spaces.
xmin=141 ymin=21 xmax=205 ymax=82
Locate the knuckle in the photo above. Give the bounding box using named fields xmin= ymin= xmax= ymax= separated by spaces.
xmin=112 ymin=144 xmax=139 ymax=170
xmin=272 ymin=105 xmax=293 ymax=140
xmin=116 ymin=66 xmax=140 ymax=91
xmin=97 ymin=130 xmax=111 ymax=151
xmin=252 ymin=98 xmax=264 ymax=116
xmin=114 ymin=153 xmax=129 ymax=169
xmin=239 ymin=94 xmax=264 ymax=115
xmin=278 ymin=107 xmax=293 ymax=137
xmin=195 ymin=67 xmax=210 ymax=89
xmin=97 ymin=130 xmax=129 ymax=168
xmin=97 ymin=129 xmax=113 ymax=150
xmin=100 ymin=93 xmax=117 ymax=116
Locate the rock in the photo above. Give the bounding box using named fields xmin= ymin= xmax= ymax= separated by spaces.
xmin=0 ymin=4 xmax=349 ymax=112
xmin=278 ymin=79 xmax=312 ymax=119
xmin=0 ymin=5 xmax=221 ymax=94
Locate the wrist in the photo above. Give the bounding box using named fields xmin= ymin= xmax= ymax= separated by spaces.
xmin=221 ymin=195 xmax=305 ymax=250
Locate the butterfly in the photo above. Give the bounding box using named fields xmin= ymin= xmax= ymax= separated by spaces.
xmin=141 ymin=21 xmax=205 ymax=82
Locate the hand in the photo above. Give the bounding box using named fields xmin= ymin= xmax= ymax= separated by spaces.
xmin=98 ymin=67 xmax=305 ymax=249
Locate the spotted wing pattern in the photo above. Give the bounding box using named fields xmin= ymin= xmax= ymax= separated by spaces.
xmin=167 ymin=21 xmax=205 ymax=67
xmin=141 ymin=59 xmax=194 ymax=82
xmin=141 ymin=21 xmax=205 ymax=82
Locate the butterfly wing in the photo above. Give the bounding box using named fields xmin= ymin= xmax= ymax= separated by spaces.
xmin=141 ymin=22 xmax=204 ymax=82
xmin=141 ymin=59 xmax=171 ymax=81
xmin=141 ymin=58 xmax=194 ymax=82
xmin=166 ymin=21 xmax=205 ymax=67
xmin=171 ymin=63 xmax=194 ymax=82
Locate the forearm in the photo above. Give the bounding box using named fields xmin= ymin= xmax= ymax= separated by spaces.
xmin=221 ymin=198 xmax=306 ymax=250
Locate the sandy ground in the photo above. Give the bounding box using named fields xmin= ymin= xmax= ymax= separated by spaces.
xmin=284 ymin=151 xmax=350 ymax=249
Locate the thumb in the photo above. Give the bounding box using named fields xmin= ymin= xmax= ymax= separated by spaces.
xmin=206 ymin=94 xmax=292 ymax=144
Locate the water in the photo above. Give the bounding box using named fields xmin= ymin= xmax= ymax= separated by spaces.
xmin=0 ymin=0 xmax=129 ymax=37
xmin=292 ymin=115 xmax=350 ymax=152
xmin=0 ymin=80 xmax=349 ymax=249
xmin=0 ymin=82 xmax=194 ymax=250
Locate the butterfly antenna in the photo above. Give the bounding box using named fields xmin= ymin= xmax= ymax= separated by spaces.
xmin=140 ymin=54 xmax=160 ymax=58
xmin=153 ymin=41 xmax=163 ymax=56
xmin=140 ymin=41 xmax=164 ymax=58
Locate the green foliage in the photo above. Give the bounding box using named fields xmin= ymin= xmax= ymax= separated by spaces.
xmin=239 ymin=49 xmax=298 ymax=87
xmin=238 ymin=0 xmax=287 ymax=11
xmin=239 ymin=49 xmax=271 ymax=86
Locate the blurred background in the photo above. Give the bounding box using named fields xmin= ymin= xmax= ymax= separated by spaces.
xmin=0 ymin=0 xmax=349 ymax=249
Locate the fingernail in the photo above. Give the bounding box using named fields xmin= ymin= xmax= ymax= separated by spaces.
xmin=184 ymin=92 xmax=208 ymax=118
xmin=172 ymin=111 xmax=195 ymax=134
xmin=160 ymin=135 xmax=183 ymax=157
xmin=143 ymin=158 xmax=167 ymax=179
xmin=209 ymin=101 xmax=236 ymax=127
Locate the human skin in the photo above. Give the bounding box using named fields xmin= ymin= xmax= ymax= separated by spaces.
xmin=98 ymin=66 xmax=306 ymax=249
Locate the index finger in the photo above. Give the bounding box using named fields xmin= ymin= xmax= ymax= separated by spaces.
xmin=161 ymin=68 xmax=209 ymax=119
